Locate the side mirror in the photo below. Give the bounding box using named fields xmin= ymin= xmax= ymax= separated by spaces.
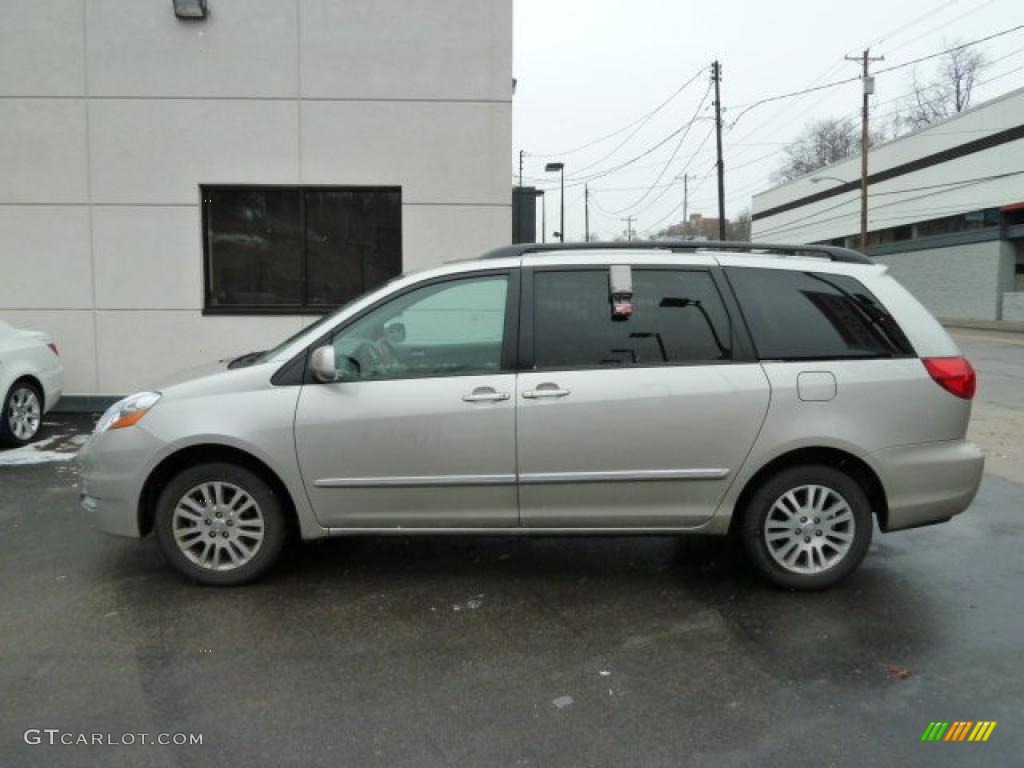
xmin=385 ymin=322 xmax=406 ymax=344
xmin=310 ymin=346 xmax=338 ymax=383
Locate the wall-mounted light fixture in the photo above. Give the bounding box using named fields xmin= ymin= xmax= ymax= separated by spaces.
xmin=173 ymin=0 xmax=208 ymax=20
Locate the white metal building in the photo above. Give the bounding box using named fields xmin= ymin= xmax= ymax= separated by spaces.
xmin=0 ymin=0 xmax=513 ymax=403
xmin=752 ymin=86 xmax=1024 ymax=322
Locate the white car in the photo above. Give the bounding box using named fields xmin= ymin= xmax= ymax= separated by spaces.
xmin=0 ymin=321 xmax=63 ymax=446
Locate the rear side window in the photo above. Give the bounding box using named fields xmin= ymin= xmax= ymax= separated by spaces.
xmin=532 ymin=269 xmax=732 ymax=368
xmin=726 ymin=267 xmax=914 ymax=360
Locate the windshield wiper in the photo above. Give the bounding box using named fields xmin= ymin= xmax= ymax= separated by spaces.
xmin=227 ymin=351 xmax=266 ymax=369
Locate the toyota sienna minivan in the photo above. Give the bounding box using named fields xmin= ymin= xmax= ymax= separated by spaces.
xmin=79 ymin=241 xmax=984 ymax=589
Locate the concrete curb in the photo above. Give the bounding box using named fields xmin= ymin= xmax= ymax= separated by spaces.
xmin=941 ymin=319 xmax=1024 ymax=335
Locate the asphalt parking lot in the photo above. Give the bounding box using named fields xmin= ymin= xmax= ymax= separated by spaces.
xmin=2 ymin=331 xmax=1022 ymax=768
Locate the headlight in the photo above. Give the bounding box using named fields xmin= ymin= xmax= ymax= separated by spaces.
xmin=96 ymin=392 xmax=161 ymax=433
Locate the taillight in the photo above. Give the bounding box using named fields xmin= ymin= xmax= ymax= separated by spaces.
xmin=922 ymin=356 xmax=976 ymax=400
xmin=47 ymin=342 xmax=59 ymax=356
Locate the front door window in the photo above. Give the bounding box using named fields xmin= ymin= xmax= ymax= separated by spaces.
xmin=330 ymin=275 xmax=509 ymax=380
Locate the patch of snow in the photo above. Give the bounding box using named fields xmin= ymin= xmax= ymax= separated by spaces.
xmin=552 ymin=696 xmax=573 ymax=709
xmin=0 ymin=436 xmax=79 ymax=466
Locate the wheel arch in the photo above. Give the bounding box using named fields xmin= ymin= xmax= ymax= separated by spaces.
xmin=6 ymin=373 xmax=44 ymax=399
xmin=728 ymin=446 xmax=889 ymax=535
xmin=138 ymin=443 xmax=300 ymax=538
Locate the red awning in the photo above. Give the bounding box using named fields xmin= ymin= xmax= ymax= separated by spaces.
xmin=1000 ymin=202 xmax=1024 ymax=212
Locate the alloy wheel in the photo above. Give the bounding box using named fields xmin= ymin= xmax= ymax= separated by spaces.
xmin=8 ymin=387 xmax=41 ymax=441
xmin=172 ymin=481 xmax=265 ymax=571
xmin=763 ymin=484 xmax=855 ymax=575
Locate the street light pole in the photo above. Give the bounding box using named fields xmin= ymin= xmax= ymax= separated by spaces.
xmin=584 ymin=184 xmax=590 ymax=242
xmin=534 ymin=189 xmax=546 ymax=243
xmin=545 ymin=162 xmax=565 ymax=242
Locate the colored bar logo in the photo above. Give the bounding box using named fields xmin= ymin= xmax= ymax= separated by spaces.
xmin=921 ymin=721 xmax=997 ymax=742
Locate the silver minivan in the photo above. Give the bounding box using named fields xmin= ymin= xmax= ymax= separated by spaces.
xmin=79 ymin=242 xmax=984 ymax=589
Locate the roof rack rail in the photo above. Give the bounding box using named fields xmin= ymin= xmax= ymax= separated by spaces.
xmin=479 ymin=240 xmax=872 ymax=265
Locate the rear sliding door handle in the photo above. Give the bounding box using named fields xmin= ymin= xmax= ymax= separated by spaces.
xmin=522 ymin=384 xmax=571 ymax=399
xmin=463 ymin=387 xmax=510 ymax=403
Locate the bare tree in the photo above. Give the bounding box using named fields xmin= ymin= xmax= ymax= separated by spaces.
xmin=772 ymin=118 xmax=859 ymax=183
xmin=906 ymin=41 xmax=988 ymax=129
xmin=725 ymin=209 xmax=751 ymax=242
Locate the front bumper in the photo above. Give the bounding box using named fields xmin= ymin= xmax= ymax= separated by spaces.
xmin=78 ymin=426 xmax=163 ymax=538
xmin=871 ymin=439 xmax=985 ymax=532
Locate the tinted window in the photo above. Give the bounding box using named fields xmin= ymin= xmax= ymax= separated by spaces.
xmin=331 ymin=276 xmax=508 ymax=379
xmin=205 ymin=188 xmax=303 ymax=307
xmin=532 ymin=269 xmax=731 ymax=368
xmin=203 ymin=186 xmax=401 ymax=312
xmin=727 ymin=268 xmax=914 ymax=360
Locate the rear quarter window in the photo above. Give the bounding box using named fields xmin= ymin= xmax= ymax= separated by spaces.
xmin=726 ymin=267 xmax=914 ymax=360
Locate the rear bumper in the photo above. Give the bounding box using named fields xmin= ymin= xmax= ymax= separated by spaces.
xmin=871 ymin=440 xmax=984 ymax=532
xmin=39 ymin=366 xmax=63 ymax=413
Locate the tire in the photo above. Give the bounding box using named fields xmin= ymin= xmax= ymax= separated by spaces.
xmin=740 ymin=464 xmax=873 ymax=590
xmin=1 ymin=379 xmax=44 ymax=447
xmin=155 ymin=462 xmax=288 ymax=586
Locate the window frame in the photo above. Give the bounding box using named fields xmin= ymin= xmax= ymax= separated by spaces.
xmin=518 ymin=264 xmax=755 ymax=372
xmin=200 ymin=184 xmax=403 ymax=316
xmin=284 ymin=268 xmax=522 ymax=385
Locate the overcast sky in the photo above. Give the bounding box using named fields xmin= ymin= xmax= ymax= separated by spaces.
xmin=513 ymin=0 xmax=1024 ymax=240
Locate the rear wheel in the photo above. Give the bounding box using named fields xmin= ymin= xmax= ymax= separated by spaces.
xmin=740 ymin=465 xmax=872 ymax=590
xmin=1 ymin=380 xmax=43 ymax=446
xmin=155 ymin=462 xmax=287 ymax=586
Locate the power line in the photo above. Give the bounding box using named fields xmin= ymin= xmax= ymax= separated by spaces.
xmin=727 ymin=24 xmax=1024 ymax=127
xmin=526 ymin=66 xmax=707 ymax=158
xmin=628 ymin=125 xmax=716 ymax=218
xmin=602 ymin=83 xmax=713 ymax=215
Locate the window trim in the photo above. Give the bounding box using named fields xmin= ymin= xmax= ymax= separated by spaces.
xmin=280 ymin=268 xmax=521 ymax=385
xmin=518 ymin=264 xmax=755 ymax=373
xmin=200 ymin=184 xmax=403 ymax=316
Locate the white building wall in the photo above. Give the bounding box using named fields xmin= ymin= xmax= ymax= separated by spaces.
xmin=751 ymin=87 xmax=1024 ymax=244
xmin=0 ymin=0 xmax=513 ymax=397
xmin=874 ymin=241 xmax=1015 ymax=321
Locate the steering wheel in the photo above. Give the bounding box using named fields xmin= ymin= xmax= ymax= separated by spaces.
xmin=353 ymin=342 xmax=384 ymax=375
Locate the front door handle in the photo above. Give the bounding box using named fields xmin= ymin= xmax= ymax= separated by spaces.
xmin=463 ymin=387 xmax=510 ymax=403
xmin=522 ymin=383 xmax=571 ymax=399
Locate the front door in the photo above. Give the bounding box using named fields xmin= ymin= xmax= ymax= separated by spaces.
xmin=295 ymin=271 xmax=519 ymax=528
xmin=516 ymin=266 xmax=770 ymax=528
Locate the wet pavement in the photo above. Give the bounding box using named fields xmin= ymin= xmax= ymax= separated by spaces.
xmin=1 ymin=337 xmax=1022 ymax=767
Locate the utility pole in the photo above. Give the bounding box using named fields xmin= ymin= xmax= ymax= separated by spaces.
xmin=711 ymin=60 xmax=726 ymax=241
xmin=682 ymin=173 xmax=689 ymax=234
xmin=845 ymin=49 xmax=884 ymax=252
xmin=584 ymin=184 xmax=590 ymax=242
xmin=621 ymin=216 xmax=635 ymax=241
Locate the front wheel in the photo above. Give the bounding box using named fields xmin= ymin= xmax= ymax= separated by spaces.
xmin=740 ymin=465 xmax=873 ymax=590
xmin=155 ymin=462 xmax=287 ymax=586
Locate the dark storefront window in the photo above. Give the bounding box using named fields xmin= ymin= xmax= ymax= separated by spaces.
xmin=202 ymin=186 xmax=401 ymax=313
